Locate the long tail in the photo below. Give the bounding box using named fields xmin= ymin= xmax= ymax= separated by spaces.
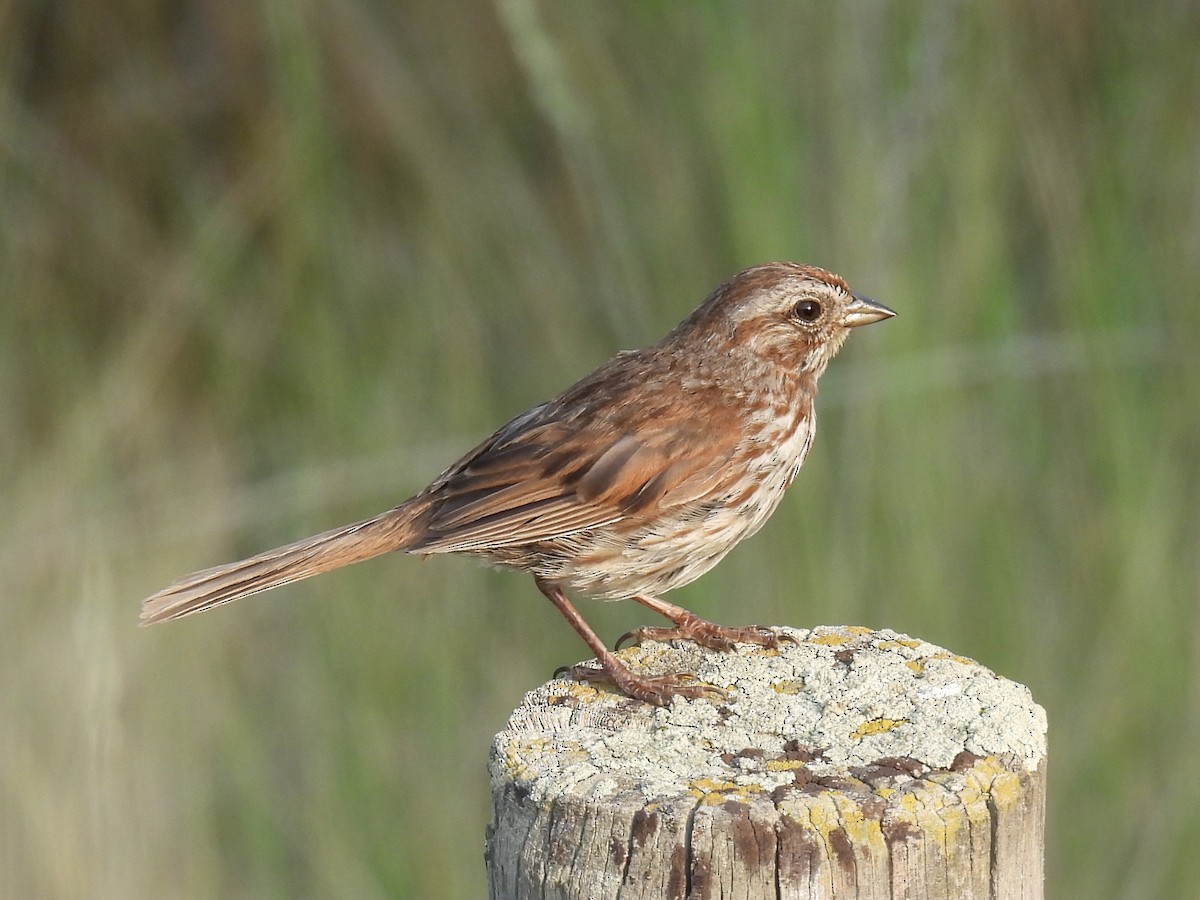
xmin=140 ymin=505 xmax=424 ymax=626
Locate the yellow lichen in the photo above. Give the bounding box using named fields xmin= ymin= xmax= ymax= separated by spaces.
xmin=687 ymin=777 xmax=765 ymax=805
xmin=927 ymin=650 xmax=978 ymax=667
xmin=689 ymin=777 xmax=739 ymax=794
xmin=808 ymin=625 xmax=873 ymax=645
xmin=986 ymin=769 xmax=1024 ymax=812
xmin=771 ymin=679 xmax=806 ymax=694
xmin=809 ymin=632 xmax=850 ymax=646
xmin=766 ymin=759 xmax=806 ymax=772
xmin=850 ymin=718 xmax=908 ymax=740
xmin=803 ymin=792 xmax=886 ymax=853
xmin=550 ymin=679 xmax=607 ymax=703
xmin=878 ymin=639 xmax=923 ymax=651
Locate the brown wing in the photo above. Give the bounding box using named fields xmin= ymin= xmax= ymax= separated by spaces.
xmin=407 ymin=375 xmax=741 ymax=554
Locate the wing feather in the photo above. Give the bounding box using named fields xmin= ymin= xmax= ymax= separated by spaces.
xmin=407 ymin=379 xmax=741 ymax=554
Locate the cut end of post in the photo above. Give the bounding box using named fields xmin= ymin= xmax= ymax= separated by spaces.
xmin=488 ymin=625 xmax=1047 ymax=900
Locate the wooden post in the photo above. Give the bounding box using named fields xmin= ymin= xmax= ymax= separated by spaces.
xmin=486 ymin=625 xmax=1046 ymax=900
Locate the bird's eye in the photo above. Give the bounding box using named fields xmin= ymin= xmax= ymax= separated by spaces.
xmin=793 ymin=299 xmax=822 ymax=323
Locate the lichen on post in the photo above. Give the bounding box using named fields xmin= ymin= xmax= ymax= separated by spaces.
xmin=486 ymin=625 xmax=1046 ymax=900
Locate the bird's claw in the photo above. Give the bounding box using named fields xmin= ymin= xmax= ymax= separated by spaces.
xmin=618 ymin=619 xmax=795 ymax=653
xmin=557 ymin=661 xmax=728 ymax=706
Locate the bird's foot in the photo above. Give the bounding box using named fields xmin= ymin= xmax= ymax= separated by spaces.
xmin=557 ymin=657 xmax=728 ymax=706
xmin=617 ymin=610 xmax=794 ymax=653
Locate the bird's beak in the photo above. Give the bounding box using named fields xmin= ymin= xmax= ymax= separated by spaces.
xmin=842 ymin=293 xmax=896 ymax=328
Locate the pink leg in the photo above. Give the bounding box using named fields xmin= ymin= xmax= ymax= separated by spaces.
xmin=536 ymin=578 xmax=726 ymax=706
xmin=619 ymin=594 xmax=793 ymax=652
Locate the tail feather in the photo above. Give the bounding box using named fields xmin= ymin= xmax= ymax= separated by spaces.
xmin=140 ymin=506 xmax=421 ymax=625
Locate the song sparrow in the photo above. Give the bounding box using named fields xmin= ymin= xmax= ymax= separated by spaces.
xmin=142 ymin=263 xmax=894 ymax=704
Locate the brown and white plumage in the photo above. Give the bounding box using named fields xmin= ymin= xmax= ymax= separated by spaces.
xmin=141 ymin=262 xmax=894 ymax=704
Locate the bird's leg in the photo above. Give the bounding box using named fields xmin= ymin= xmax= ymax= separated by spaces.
xmin=618 ymin=594 xmax=793 ymax=652
xmin=536 ymin=578 xmax=726 ymax=706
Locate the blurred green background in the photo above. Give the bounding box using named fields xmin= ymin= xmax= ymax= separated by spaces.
xmin=2 ymin=1 xmax=1198 ymax=896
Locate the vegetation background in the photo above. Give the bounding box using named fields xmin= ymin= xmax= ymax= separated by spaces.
xmin=2 ymin=1 xmax=1197 ymax=897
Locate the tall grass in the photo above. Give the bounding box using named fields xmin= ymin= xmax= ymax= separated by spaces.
xmin=2 ymin=1 xmax=1198 ymax=896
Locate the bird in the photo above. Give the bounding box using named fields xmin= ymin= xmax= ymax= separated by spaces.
xmin=141 ymin=262 xmax=894 ymax=704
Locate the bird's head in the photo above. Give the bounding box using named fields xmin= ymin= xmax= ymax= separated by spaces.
xmin=675 ymin=262 xmax=895 ymax=377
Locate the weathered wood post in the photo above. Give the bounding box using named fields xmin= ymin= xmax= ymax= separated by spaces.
xmin=486 ymin=625 xmax=1046 ymax=900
